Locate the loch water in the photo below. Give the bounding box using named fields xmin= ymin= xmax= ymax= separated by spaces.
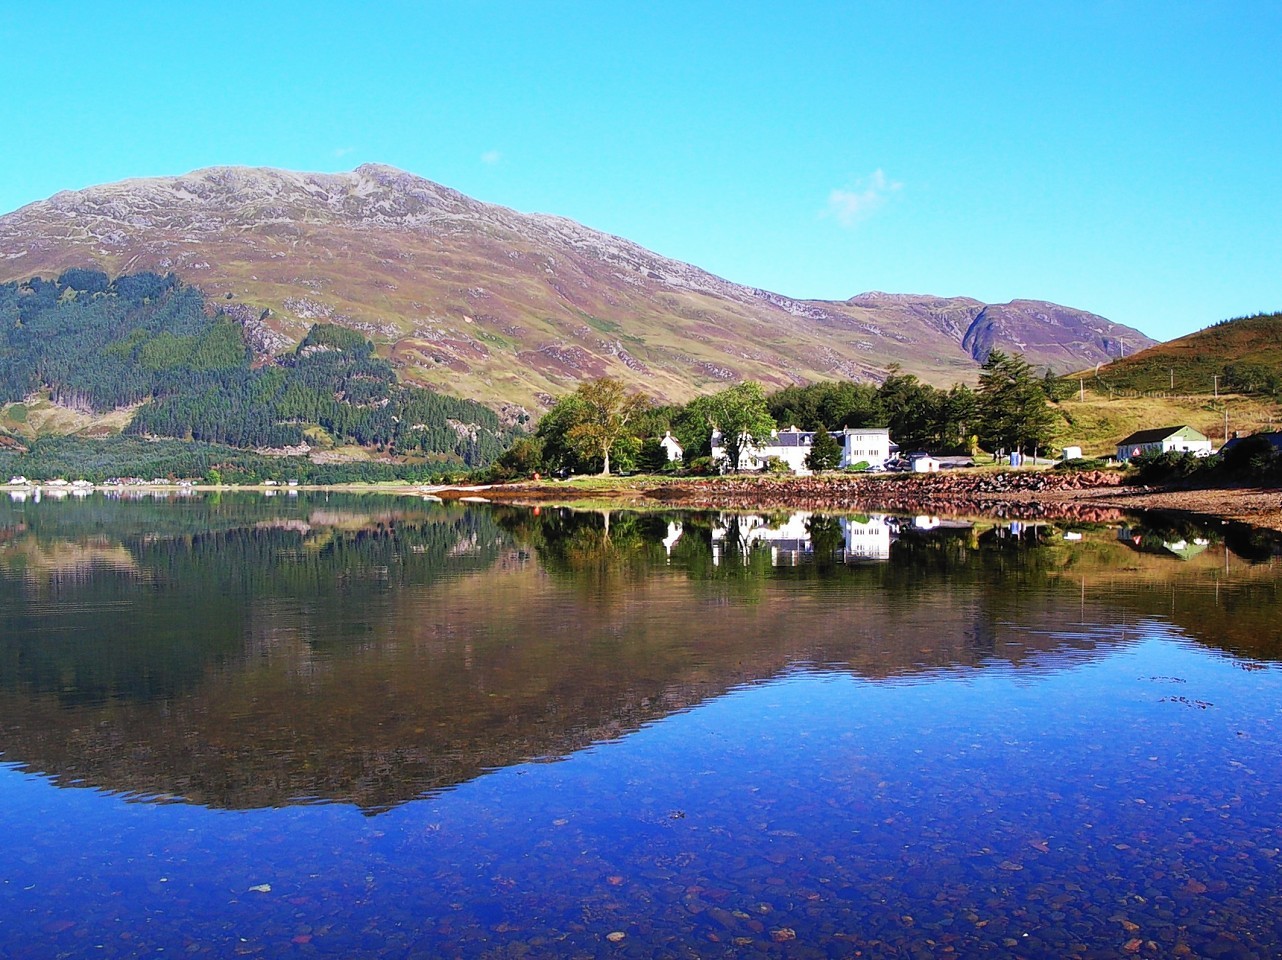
xmin=0 ymin=494 xmax=1280 ymax=959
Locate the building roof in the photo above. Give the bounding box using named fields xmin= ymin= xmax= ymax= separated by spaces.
xmin=1221 ymin=431 xmax=1282 ymax=456
xmin=773 ymin=431 xmax=813 ymax=448
xmin=1117 ymin=425 xmax=1207 ymax=446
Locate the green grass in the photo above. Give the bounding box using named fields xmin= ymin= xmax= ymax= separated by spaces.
xmin=1053 ymin=390 xmax=1280 ymax=456
xmin=579 ymin=312 xmax=622 ymax=335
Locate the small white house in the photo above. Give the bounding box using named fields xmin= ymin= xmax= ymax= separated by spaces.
xmin=1116 ymin=425 xmax=1213 ymax=462
xmin=659 ymin=431 xmax=683 ymax=462
xmin=1061 ymin=445 xmax=1083 ymax=461
xmin=910 ymin=453 xmax=941 ymax=473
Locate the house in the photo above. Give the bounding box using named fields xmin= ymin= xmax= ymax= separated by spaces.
xmin=1115 ymin=425 xmax=1213 ymax=462
xmin=659 ymin=431 xmax=684 ymax=462
xmin=710 ymin=426 xmax=894 ymax=475
xmin=841 ymin=428 xmax=895 ymax=469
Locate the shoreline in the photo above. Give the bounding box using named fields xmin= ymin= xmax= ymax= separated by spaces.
xmin=430 ymin=472 xmax=1282 ymax=533
xmin=6 ymin=473 xmax=1279 ymax=533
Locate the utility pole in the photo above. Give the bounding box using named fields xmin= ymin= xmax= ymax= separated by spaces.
xmin=1224 ymin=405 xmax=1229 ymax=444
xmin=1170 ymin=368 xmax=1174 ymax=390
xmin=1213 ymin=374 xmax=1220 ymax=399
xmin=1079 ymin=377 xmax=1085 ymax=402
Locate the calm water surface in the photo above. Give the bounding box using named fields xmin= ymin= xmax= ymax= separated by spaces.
xmin=0 ymin=494 xmax=1280 ymax=959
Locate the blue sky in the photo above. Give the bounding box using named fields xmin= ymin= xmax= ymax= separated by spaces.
xmin=1 ymin=1 xmax=1277 ymax=342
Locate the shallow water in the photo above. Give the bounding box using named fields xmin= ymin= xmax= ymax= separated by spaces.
xmin=0 ymin=495 xmax=1279 ymax=958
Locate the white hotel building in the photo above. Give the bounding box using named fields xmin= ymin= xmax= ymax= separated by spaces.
xmin=711 ymin=426 xmax=895 ymax=475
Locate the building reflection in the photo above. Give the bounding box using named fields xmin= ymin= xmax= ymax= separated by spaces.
xmin=707 ymin=511 xmax=904 ymax=565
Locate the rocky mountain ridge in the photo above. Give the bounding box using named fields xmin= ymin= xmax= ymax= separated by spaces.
xmin=0 ymin=164 xmax=1156 ymax=410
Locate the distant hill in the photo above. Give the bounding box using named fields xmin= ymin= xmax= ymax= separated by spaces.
xmin=1079 ymin=311 xmax=1282 ymax=396
xmin=0 ymin=164 xmax=1157 ymax=411
xmin=0 ymin=270 xmax=515 ymax=466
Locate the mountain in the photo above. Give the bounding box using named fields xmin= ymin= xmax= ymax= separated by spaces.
xmin=0 ymin=164 xmax=1156 ymax=411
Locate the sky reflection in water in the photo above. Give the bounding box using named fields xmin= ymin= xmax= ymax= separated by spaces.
xmin=0 ymin=496 xmax=1279 ymax=959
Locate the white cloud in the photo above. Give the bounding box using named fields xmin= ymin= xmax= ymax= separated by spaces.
xmin=826 ymin=169 xmax=902 ymax=227
xmin=333 ymin=146 xmax=356 ymax=158
xmin=480 ymin=150 xmax=502 ymax=165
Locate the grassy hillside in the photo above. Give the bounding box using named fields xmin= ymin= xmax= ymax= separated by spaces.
xmin=1045 ymin=311 xmax=1282 ymax=455
xmin=1075 ymin=311 xmax=1282 ymax=396
xmin=0 ymin=396 xmax=141 ymax=441
xmin=1052 ymin=391 xmax=1280 ymax=457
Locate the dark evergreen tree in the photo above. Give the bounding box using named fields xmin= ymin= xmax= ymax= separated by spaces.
xmin=805 ymin=426 xmax=843 ymax=471
xmin=977 ymin=351 xmax=1059 ymax=459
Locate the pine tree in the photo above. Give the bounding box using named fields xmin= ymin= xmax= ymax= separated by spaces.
xmin=977 ymin=351 xmax=1059 ymax=459
xmin=805 ymin=426 xmax=843 ymax=472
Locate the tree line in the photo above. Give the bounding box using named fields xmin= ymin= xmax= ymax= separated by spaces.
xmin=487 ymin=350 xmax=1063 ymax=478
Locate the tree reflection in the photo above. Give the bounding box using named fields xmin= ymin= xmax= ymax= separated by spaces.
xmin=0 ymin=496 xmax=1279 ymax=812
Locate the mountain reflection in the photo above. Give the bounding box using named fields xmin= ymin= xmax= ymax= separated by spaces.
xmin=0 ymin=495 xmax=1277 ymax=812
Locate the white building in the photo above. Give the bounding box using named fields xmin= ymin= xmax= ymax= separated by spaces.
xmin=1115 ymin=425 xmax=1213 ymax=462
xmin=841 ymin=428 xmax=894 ymax=469
xmin=710 ymin=426 xmax=894 ymax=475
xmin=659 ymin=431 xmax=684 ymax=462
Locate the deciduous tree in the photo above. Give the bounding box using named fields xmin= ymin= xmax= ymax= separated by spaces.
xmin=562 ymin=376 xmax=650 ymax=475
xmin=684 ymin=382 xmax=775 ymax=471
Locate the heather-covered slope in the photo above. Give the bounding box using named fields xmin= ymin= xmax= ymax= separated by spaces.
xmin=1079 ymin=311 xmax=1282 ymax=396
xmin=0 ymin=165 xmax=1156 ymax=410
